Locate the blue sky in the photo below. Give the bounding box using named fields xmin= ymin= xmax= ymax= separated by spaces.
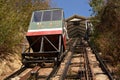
xmin=51 ymin=0 xmax=92 ymax=18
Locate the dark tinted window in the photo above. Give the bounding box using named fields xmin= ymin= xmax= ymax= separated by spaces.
xmin=33 ymin=11 xmax=42 ymax=22
xmin=42 ymin=11 xmax=51 ymax=21
xmin=52 ymin=10 xmax=62 ymax=20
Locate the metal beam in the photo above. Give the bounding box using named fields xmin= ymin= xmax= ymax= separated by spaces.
xmin=44 ymin=36 xmax=59 ymax=51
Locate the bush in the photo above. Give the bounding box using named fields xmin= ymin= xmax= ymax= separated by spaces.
xmin=0 ymin=0 xmax=51 ymax=57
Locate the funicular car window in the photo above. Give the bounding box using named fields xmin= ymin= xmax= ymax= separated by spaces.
xmin=33 ymin=11 xmax=42 ymax=22
xmin=42 ymin=11 xmax=51 ymax=21
xmin=52 ymin=10 xmax=62 ymax=21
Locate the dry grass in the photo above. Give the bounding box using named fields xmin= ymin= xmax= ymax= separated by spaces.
xmin=0 ymin=53 xmax=22 ymax=80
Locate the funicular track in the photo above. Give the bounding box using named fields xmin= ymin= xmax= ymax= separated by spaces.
xmin=4 ymin=39 xmax=73 ymax=80
xmin=4 ymin=38 xmax=114 ymax=80
xmin=4 ymin=52 xmax=65 ymax=80
xmin=4 ymin=39 xmax=74 ymax=80
xmin=51 ymin=38 xmax=114 ymax=80
xmin=88 ymin=41 xmax=114 ymax=80
xmin=4 ymin=38 xmax=113 ymax=80
xmin=4 ymin=54 xmax=64 ymax=80
xmin=51 ymin=38 xmax=93 ymax=80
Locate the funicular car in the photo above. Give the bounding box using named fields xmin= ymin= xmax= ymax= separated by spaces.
xmin=22 ymin=8 xmax=67 ymax=66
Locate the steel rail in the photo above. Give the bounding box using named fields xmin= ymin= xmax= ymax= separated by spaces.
xmin=88 ymin=41 xmax=114 ymax=80
xmin=4 ymin=66 xmax=26 ymax=80
xmin=46 ymin=63 xmax=60 ymax=80
xmin=83 ymin=46 xmax=89 ymax=80
xmin=46 ymin=49 xmax=69 ymax=80
xmin=59 ymin=38 xmax=78 ymax=80
xmin=84 ymin=46 xmax=93 ymax=80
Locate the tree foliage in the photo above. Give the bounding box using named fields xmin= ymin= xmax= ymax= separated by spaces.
xmin=89 ymin=0 xmax=120 ymax=77
xmin=0 ymin=0 xmax=51 ymax=56
xmin=89 ymin=0 xmax=105 ymax=15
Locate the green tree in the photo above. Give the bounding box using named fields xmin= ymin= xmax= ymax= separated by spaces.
xmin=0 ymin=0 xmax=51 ymax=57
xmin=89 ymin=0 xmax=105 ymax=15
xmin=89 ymin=0 xmax=120 ymax=78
